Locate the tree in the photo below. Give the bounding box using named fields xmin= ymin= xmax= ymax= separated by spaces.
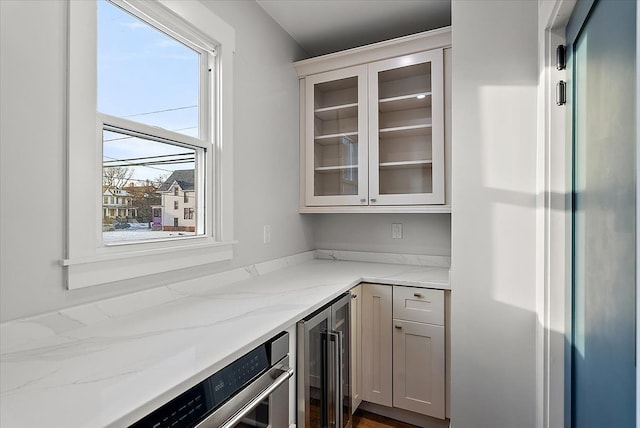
xmin=103 ymin=166 xmax=134 ymax=189
xmin=152 ymin=173 xmax=169 ymax=188
xmin=127 ymin=181 xmax=161 ymax=224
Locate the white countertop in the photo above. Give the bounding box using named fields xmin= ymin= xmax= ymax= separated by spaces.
xmin=0 ymin=254 xmax=449 ymax=428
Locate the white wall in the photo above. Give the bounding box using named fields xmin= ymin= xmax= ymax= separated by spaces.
xmin=0 ymin=0 xmax=313 ymax=322
xmin=314 ymin=214 xmax=451 ymax=256
xmin=450 ymin=1 xmax=539 ymax=427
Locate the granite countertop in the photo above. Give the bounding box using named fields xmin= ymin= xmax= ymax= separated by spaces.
xmin=0 ymin=253 xmax=449 ymax=427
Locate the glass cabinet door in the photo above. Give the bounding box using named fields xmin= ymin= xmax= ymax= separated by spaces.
xmin=368 ymin=50 xmax=445 ymax=205
xmin=331 ymin=295 xmax=352 ymax=428
xmin=298 ymin=309 xmax=331 ymax=428
xmin=305 ymin=65 xmax=368 ymax=206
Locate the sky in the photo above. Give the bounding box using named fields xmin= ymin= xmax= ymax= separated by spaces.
xmin=98 ymin=0 xmax=200 ymax=184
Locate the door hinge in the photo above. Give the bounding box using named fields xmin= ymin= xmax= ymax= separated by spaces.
xmin=556 ymin=81 xmax=566 ymax=106
xmin=556 ymin=45 xmax=566 ymax=70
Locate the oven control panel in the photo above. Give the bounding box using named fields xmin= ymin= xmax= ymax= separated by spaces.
xmin=210 ymin=346 xmax=269 ymax=407
xmin=130 ymin=344 xmax=270 ymax=428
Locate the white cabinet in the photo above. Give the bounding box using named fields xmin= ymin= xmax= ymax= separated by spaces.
xmin=304 ymin=66 xmax=368 ymax=206
xmin=359 ymin=283 xmax=446 ymax=420
xmin=350 ymin=284 xmax=363 ymax=412
xmin=392 ymin=286 xmax=445 ymax=419
xmin=393 ymin=285 xmax=445 ymax=325
xmin=361 ymin=283 xmax=393 ymax=407
xmin=296 ymin=28 xmax=451 ymax=213
xmin=368 ymin=50 xmax=444 ymax=206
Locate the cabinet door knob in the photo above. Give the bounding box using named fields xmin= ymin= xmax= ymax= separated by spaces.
xmin=351 ymin=294 xmax=357 ymax=299
xmin=395 ymin=325 xmax=402 ymax=330
xmin=360 ymin=198 xmax=366 ymax=203
xmin=370 ymin=198 xmax=377 ymax=203
xmin=413 ymin=292 xmax=422 ymax=298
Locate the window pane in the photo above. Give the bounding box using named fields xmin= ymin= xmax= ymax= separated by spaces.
xmin=103 ymin=129 xmax=200 ymax=243
xmin=97 ymin=0 xmax=200 ymax=138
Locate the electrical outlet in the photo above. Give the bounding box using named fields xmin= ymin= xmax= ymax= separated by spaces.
xmin=392 ymin=223 xmax=403 ymax=239
xmin=263 ymin=225 xmax=271 ymax=244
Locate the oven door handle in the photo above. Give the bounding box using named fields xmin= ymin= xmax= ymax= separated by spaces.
xmin=214 ymin=365 xmax=294 ymax=428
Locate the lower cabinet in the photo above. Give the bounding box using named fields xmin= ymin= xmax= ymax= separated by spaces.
xmin=356 ymin=283 xmax=446 ymax=420
xmin=361 ymin=283 xmax=393 ymax=407
xmin=392 ymin=319 xmax=445 ymax=418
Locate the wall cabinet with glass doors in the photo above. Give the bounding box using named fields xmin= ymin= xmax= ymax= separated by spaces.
xmin=305 ymin=66 xmax=369 ymax=206
xmin=296 ymin=29 xmax=451 ymax=213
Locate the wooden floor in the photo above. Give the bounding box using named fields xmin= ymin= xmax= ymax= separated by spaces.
xmin=352 ymin=409 xmax=420 ymax=428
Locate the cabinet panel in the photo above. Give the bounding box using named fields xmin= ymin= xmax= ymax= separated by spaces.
xmin=350 ymin=285 xmax=362 ymax=412
xmin=393 ymin=320 xmax=445 ymax=418
xmin=305 ymin=66 xmax=368 ymax=206
xmin=393 ymin=286 xmax=444 ymax=325
xmin=361 ymin=283 xmax=393 ymax=406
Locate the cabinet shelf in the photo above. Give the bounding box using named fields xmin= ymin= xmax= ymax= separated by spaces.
xmin=315 ymin=165 xmax=358 ymax=173
xmin=379 ymin=160 xmax=432 ymax=170
xmin=314 ymin=132 xmax=358 ymax=145
xmin=379 ymin=124 xmax=432 ymax=138
xmin=379 ymin=93 xmax=432 ymax=112
xmin=314 ymin=104 xmax=358 ymax=120
xmin=315 ymin=131 xmax=358 ymax=139
xmin=315 ymin=102 xmax=358 ymax=112
xmin=315 ymin=103 xmax=358 ymax=121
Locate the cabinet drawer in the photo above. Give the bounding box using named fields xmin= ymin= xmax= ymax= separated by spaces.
xmin=393 ymin=286 xmax=444 ymax=325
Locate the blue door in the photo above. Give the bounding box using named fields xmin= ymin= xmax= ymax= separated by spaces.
xmin=567 ymin=0 xmax=636 ymax=426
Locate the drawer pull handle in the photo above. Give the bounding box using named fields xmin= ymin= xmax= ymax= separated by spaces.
xmin=413 ymin=293 xmax=422 ymax=298
xmin=395 ymin=325 xmax=402 ymax=329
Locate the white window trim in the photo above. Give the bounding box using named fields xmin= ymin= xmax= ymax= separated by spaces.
xmin=64 ymin=0 xmax=235 ymax=290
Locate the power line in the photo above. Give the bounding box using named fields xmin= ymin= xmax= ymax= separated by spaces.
xmin=102 ymin=176 xmax=164 ymax=185
xmin=103 ymin=152 xmax=194 ymax=164
xmin=105 ymin=158 xmax=195 ymax=168
xmin=103 ymin=153 xmax=194 ymax=168
xmin=123 ymin=105 xmax=197 ymax=118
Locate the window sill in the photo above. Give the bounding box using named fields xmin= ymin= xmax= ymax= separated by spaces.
xmin=62 ymin=240 xmax=236 ymax=290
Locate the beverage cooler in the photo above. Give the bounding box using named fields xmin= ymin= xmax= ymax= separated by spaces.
xmin=297 ymin=293 xmax=351 ymax=428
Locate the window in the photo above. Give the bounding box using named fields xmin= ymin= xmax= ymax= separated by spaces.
xmin=65 ymin=0 xmax=235 ymax=289
xmin=184 ymin=193 xmax=189 ymax=203
xmin=99 ymin=0 xmax=205 ymax=244
xmin=184 ymin=208 xmax=194 ymax=220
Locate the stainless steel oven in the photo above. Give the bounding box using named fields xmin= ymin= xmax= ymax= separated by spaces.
xmin=297 ymin=293 xmax=351 ymax=428
xmin=130 ymin=332 xmax=293 ymax=428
